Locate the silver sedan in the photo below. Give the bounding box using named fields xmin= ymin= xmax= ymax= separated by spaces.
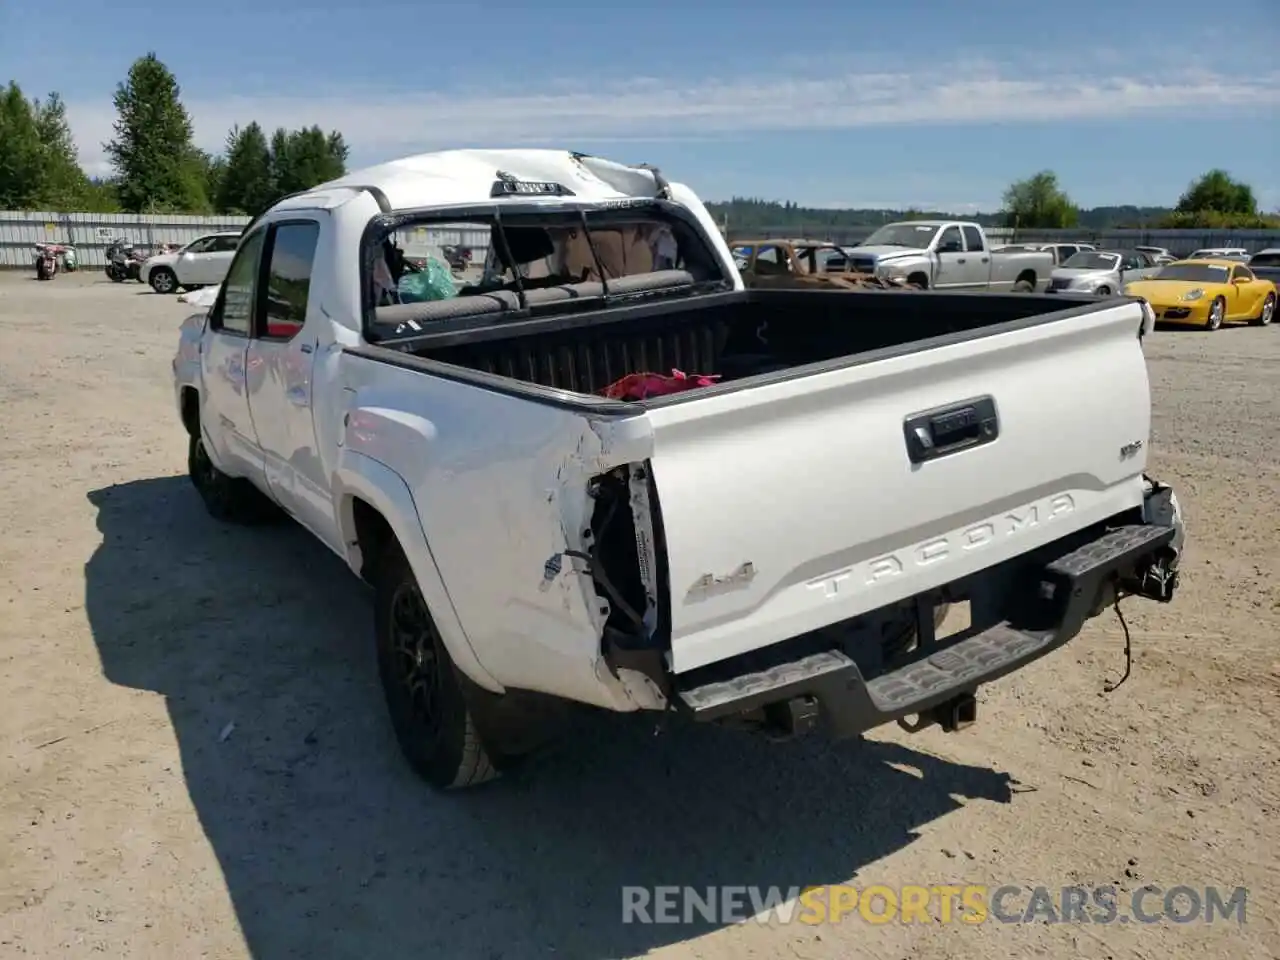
xmin=1045 ymin=249 xmax=1160 ymax=296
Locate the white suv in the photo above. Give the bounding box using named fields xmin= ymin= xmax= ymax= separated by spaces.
xmin=141 ymin=231 xmax=243 ymax=294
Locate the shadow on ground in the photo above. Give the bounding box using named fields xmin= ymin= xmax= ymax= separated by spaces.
xmin=85 ymin=476 xmax=1019 ymax=960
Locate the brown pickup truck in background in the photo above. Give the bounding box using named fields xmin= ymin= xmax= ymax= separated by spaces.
xmin=732 ymin=238 xmax=912 ymax=290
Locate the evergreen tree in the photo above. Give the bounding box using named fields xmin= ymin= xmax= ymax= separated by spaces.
xmin=217 ymin=122 xmax=273 ymax=215
xmin=32 ymin=92 xmax=90 ymax=208
xmin=268 ymin=127 xmax=294 ymax=196
xmin=0 ymin=82 xmax=45 ymax=208
xmin=266 ymin=124 xmax=348 ymax=201
xmin=105 ymin=53 xmax=209 ymax=212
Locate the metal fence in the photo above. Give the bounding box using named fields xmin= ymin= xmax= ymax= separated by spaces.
xmin=389 ymin=223 xmax=491 ymax=266
xmin=6 ymin=209 xmax=1278 ymax=270
xmin=0 ymin=211 xmax=253 ymax=268
xmin=725 ymin=225 xmax=1280 ymax=253
xmin=0 ymin=210 xmax=494 ymax=270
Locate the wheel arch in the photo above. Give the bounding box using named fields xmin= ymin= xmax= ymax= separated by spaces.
xmin=333 ymin=450 xmax=503 ymax=694
xmin=180 ymin=386 xmax=200 ymax=438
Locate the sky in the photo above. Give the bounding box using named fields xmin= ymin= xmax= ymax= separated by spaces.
xmin=3 ymin=0 xmax=1278 ymax=212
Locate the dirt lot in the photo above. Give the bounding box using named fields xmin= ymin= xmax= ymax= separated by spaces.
xmin=1 ymin=270 xmax=1277 ymax=960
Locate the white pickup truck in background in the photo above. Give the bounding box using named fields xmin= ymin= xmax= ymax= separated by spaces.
xmin=172 ymin=149 xmax=1185 ymax=791
xmin=836 ymin=219 xmax=1055 ymax=291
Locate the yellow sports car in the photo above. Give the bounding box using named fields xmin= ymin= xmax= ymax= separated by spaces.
xmin=1122 ymin=258 xmax=1277 ymax=330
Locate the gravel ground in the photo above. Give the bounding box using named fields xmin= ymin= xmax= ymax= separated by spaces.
xmin=1 ymin=271 xmax=1277 ymax=960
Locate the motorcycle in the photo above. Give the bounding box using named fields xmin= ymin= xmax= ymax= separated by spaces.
xmin=34 ymin=243 xmax=63 ymax=281
xmin=104 ymin=238 xmax=146 ymax=282
xmin=441 ymin=244 xmax=473 ymax=272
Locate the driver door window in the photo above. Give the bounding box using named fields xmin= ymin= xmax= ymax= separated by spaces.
xmin=937 ymin=227 xmax=963 ymax=254
xmin=935 ymin=226 xmax=968 ymax=287
xmin=211 ymin=229 xmax=266 ymax=336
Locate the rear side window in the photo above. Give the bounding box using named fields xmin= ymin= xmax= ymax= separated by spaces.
xmin=260 ymin=222 xmax=321 ymax=341
xmin=961 ymin=226 xmax=984 ymax=251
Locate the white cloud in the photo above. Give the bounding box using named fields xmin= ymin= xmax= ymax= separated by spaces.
xmin=66 ymin=62 xmax=1280 ymax=177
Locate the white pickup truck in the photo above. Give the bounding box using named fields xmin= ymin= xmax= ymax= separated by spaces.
xmin=837 ymin=220 xmax=1055 ymax=291
xmin=172 ymin=149 xmax=1185 ymax=791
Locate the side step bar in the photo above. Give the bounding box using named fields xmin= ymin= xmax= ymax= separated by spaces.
xmin=675 ymin=522 xmax=1177 ymax=739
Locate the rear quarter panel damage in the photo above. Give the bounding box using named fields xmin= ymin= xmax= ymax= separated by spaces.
xmin=339 ymin=355 xmax=658 ymax=709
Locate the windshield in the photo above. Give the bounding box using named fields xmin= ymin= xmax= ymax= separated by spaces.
xmin=1152 ymin=263 xmax=1230 ymax=283
xmin=861 ymin=223 xmax=940 ymax=248
xmin=1062 ymin=252 xmax=1118 ymax=270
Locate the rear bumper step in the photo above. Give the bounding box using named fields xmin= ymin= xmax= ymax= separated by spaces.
xmin=675 ymin=521 xmax=1177 ymax=739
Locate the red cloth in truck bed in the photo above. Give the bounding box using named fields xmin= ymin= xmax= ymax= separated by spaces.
xmin=600 ymin=369 xmax=721 ymax=401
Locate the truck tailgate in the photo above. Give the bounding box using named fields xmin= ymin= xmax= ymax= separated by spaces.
xmin=643 ymin=302 xmax=1152 ymax=674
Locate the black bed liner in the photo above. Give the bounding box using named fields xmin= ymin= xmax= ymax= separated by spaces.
xmin=347 ymin=286 xmax=1128 ymax=414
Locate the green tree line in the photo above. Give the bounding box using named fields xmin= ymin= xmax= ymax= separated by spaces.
xmin=711 ymin=170 xmax=1279 ymax=232
xmin=2 ymin=56 xmax=1277 ymax=229
xmin=0 ymin=53 xmax=347 ymax=216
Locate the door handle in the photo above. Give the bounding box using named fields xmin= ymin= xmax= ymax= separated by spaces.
xmin=904 ymin=396 xmax=999 ymax=464
xmin=981 ymin=257 xmax=989 ymax=263
xmin=300 ymin=342 xmax=313 ymax=354
xmin=957 ymin=258 xmax=967 ymax=263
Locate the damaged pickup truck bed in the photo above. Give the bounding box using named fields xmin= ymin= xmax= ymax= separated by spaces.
xmin=172 ymin=148 xmax=1185 ymax=791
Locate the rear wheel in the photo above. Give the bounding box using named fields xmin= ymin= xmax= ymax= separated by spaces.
xmin=1206 ymin=297 xmax=1225 ymax=331
xmin=1012 ymin=278 xmax=1035 ymax=293
xmin=374 ymin=542 xmax=507 ymax=791
xmin=1250 ymin=292 xmax=1275 ymax=327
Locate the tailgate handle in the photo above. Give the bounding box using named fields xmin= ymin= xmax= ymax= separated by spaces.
xmin=904 ymin=396 xmax=998 ymax=464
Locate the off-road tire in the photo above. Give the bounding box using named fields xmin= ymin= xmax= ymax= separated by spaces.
xmin=1206 ymin=297 xmax=1225 ymax=331
xmin=374 ymin=541 xmax=503 ymax=791
xmin=1250 ymin=292 xmax=1275 ymax=327
xmin=149 ymin=267 xmax=177 ymax=294
xmin=187 ymin=435 xmax=281 ymax=524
